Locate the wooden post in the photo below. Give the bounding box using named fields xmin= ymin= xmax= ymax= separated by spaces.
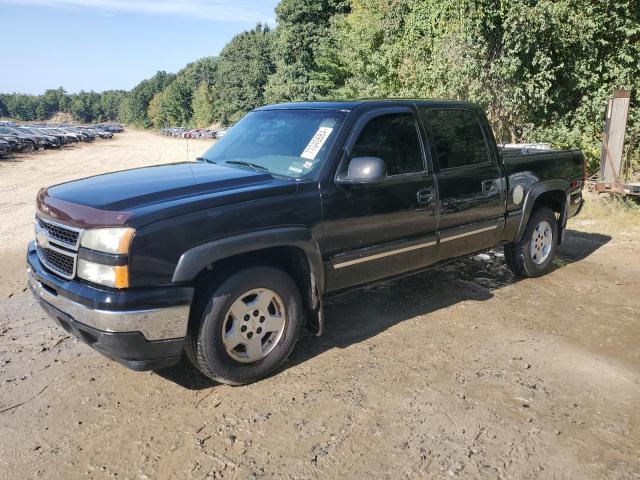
xmin=599 ymin=89 xmax=631 ymax=183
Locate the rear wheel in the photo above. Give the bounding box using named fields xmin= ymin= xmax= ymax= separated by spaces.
xmin=185 ymin=267 xmax=303 ymax=385
xmin=505 ymin=207 xmax=558 ymax=278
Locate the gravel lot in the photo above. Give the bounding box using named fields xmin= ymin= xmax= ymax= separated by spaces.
xmin=1 ymin=130 xmax=639 ymax=479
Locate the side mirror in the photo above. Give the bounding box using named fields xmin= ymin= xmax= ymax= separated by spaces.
xmin=337 ymin=157 xmax=387 ymax=185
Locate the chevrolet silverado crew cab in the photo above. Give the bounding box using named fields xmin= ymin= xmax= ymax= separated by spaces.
xmin=27 ymin=100 xmax=585 ymax=385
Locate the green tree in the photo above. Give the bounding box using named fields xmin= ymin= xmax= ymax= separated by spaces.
xmin=265 ymin=0 xmax=350 ymax=103
xmin=332 ymin=0 xmax=639 ymax=172
xmin=35 ymin=88 xmax=66 ymax=119
xmin=4 ymin=94 xmax=38 ymax=120
xmin=149 ymin=57 xmax=218 ymax=127
xmin=1 ymin=0 xmax=637 ymax=176
xmin=213 ymin=24 xmax=275 ymax=125
xmin=120 ymin=71 xmax=176 ymax=127
xmin=179 ymin=56 xmax=218 ymax=89
xmin=147 ymin=92 xmax=167 ymax=128
xmin=69 ymin=91 xmax=93 ymax=123
xmin=159 ymin=76 xmax=194 ymax=127
xmin=192 ymin=83 xmax=215 ymax=127
xmin=99 ymin=90 xmax=128 ymax=121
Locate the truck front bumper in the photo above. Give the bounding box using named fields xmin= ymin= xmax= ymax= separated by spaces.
xmin=27 ymin=243 xmax=193 ymax=371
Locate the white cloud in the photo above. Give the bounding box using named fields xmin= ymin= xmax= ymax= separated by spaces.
xmin=0 ymin=0 xmax=275 ymax=23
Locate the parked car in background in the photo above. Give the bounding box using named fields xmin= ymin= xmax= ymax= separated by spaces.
xmin=160 ymin=127 xmax=189 ymax=137
xmin=0 ymin=121 xmax=121 ymax=156
xmin=97 ymin=128 xmax=114 ymax=139
xmin=69 ymin=127 xmax=95 ymax=141
xmin=29 ymin=127 xmax=66 ymax=145
xmin=0 ymin=139 xmax=10 ymax=156
xmin=159 ymin=126 xmax=220 ymax=139
xmin=66 ymin=128 xmax=85 ymax=141
xmin=0 ymin=126 xmax=43 ymax=152
xmin=202 ymin=130 xmax=217 ymax=139
xmin=0 ymin=133 xmax=25 ymax=152
xmin=95 ymin=123 xmax=124 ymax=133
xmin=192 ymin=129 xmax=217 ymax=139
xmin=16 ymin=127 xmax=60 ymax=148
xmin=82 ymin=127 xmax=112 ymax=139
xmin=42 ymin=127 xmax=77 ymax=144
xmin=37 ymin=127 xmax=77 ymax=144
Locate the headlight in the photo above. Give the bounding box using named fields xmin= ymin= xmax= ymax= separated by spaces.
xmin=77 ymin=260 xmax=129 ymax=288
xmin=78 ymin=227 xmax=134 ymax=288
xmin=80 ymin=227 xmax=134 ymax=254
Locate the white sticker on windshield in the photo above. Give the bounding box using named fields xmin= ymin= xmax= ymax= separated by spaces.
xmin=301 ymin=127 xmax=333 ymax=160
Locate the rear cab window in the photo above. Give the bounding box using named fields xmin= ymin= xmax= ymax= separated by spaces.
xmin=421 ymin=108 xmax=491 ymax=170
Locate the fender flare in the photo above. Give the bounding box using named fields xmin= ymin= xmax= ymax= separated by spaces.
xmin=172 ymin=227 xmax=324 ymax=289
xmin=515 ymin=179 xmax=569 ymax=242
xmin=171 ymin=228 xmax=325 ymax=335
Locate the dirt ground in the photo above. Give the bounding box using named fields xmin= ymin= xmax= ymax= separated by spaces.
xmin=1 ymin=130 xmax=639 ymax=479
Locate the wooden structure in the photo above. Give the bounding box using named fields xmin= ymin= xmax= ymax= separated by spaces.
xmin=595 ymin=89 xmax=640 ymax=196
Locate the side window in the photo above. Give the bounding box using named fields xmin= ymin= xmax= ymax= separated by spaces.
xmin=350 ymin=112 xmax=424 ymax=175
xmin=423 ymin=109 xmax=490 ymax=169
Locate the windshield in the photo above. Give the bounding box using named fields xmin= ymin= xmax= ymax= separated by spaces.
xmin=200 ymin=109 xmax=347 ymax=178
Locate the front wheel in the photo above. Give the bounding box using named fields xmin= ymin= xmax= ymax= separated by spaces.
xmin=185 ymin=267 xmax=303 ymax=385
xmin=23 ymin=141 xmax=36 ymax=153
xmin=505 ymin=207 xmax=558 ymax=278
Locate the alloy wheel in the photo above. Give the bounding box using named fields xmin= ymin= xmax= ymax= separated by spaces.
xmin=530 ymin=220 xmax=553 ymax=264
xmin=221 ymin=288 xmax=286 ymax=363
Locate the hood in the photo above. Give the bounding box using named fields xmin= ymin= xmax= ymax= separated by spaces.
xmin=46 ymin=162 xmax=285 ymax=213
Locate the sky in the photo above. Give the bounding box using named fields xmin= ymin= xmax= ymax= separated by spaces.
xmin=0 ymin=0 xmax=279 ymax=94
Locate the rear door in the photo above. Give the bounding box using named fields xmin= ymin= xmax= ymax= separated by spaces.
xmin=419 ymin=107 xmax=506 ymax=259
xmin=321 ymin=107 xmax=438 ymax=292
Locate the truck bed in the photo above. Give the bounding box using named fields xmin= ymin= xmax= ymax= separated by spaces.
xmin=501 ymin=148 xmax=584 ymax=186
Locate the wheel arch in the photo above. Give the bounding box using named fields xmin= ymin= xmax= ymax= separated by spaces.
xmin=172 ymin=227 xmax=325 ymax=334
xmin=515 ymin=180 xmax=569 ymax=244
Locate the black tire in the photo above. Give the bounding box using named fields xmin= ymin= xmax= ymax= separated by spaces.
xmin=505 ymin=207 xmax=558 ymax=278
xmin=185 ymin=267 xmax=303 ymax=385
xmin=23 ymin=141 xmax=35 ymax=153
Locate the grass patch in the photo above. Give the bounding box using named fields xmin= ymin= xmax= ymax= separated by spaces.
xmin=570 ymin=192 xmax=640 ymax=238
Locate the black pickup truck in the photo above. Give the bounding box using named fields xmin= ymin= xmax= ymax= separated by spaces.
xmin=27 ymin=100 xmax=585 ymax=385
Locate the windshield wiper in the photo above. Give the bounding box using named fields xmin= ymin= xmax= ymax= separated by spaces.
xmin=197 ymin=156 xmax=215 ymax=163
xmin=225 ymin=160 xmax=269 ymax=172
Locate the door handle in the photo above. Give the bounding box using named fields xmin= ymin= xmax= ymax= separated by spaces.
xmin=417 ymin=188 xmax=435 ymax=204
xmin=482 ymin=179 xmax=498 ymax=194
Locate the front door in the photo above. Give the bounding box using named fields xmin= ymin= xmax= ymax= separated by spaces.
xmin=320 ymin=108 xmax=438 ymax=292
xmin=420 ymin=107 xmax=506 ymax=259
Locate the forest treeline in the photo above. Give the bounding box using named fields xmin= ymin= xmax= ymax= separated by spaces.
xmin=1 ymin=0 xmax=638 ymax=172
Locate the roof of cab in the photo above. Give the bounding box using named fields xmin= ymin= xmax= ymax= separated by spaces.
xmin=256 ymin=99 xmax=481 ymax=111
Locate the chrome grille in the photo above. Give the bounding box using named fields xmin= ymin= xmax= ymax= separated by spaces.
xmin=35 ymin=216 xmax=82 ymax=280
xmin=37 ymin=217 xmax=81 ymax=248
xmin=37 ymin=245 xmax=77 ymax=279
